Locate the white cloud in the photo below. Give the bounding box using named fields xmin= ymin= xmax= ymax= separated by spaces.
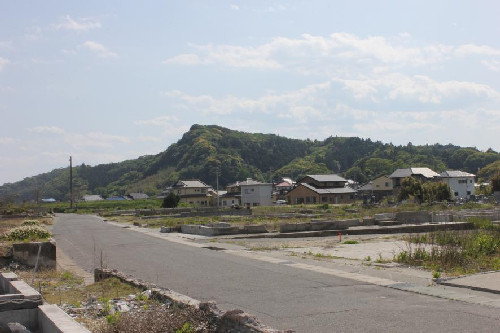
xmin=336 ymin=73 xmax=500 ymax=105
xmin=29 ymin=126 xmax=65 ymax=135
xmin=0 ymin=137 xmax=14 ymax=144
xmin=162 ymin=33 xmax=500 ymax=77
xmin=81 ymin=41 xmax=117 ymax=58
xmin=163 ymin=33 xmax=457 ymax=72
xmin=0 ymin=57 xmax=9 ymax=71
xmin=455 ymin=44 xmax=500 ymax=57
xmin=24 ymin=26 xmax=42 ymax=40
xmin=162 ymin=54 xmax=202 ymax=65
xmin=230 ymin=4 xmax=240 ymax=11
xmin=135 ymin=115 xmax=179 ymax=126
xmin=53 ymin=15 xmax=101 ymax=32
xmin=61 ymin=48 xmax=77 ymax=55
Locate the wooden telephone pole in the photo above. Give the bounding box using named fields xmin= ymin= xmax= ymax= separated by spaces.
xmin=69 ymin=156 xmax=73 ymax=209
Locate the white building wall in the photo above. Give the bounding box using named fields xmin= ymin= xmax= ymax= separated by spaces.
xmin=445 ymin=177 xmax=475 ymax=199
xmin=241 ymin=184 xmax=273 ymax=207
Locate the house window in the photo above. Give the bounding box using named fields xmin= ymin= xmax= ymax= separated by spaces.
xmin=244 ymin=189 xmax=250 ymax=194
xmin=177 ymin=190 xmax=181 ymax=194
xmin=385 ymin=182 xmax=389 ymax=187
xmin=458 ymin=180 xmax=467 ymax=184
xmin=322 ymin=196 xmax=327 ymax=202
xmin=306 ymin=196 xmax=311 ymax=203
xmin=469 ymin=180 xmax=473 ymax=183
xmin=467 ymin=191 xmax=471 ymax=195
xmin=223 ymin=201 xmax=227 ymax=206
xmin=201 ymin=189 xmax=206 ymax=193
xmin=253 ymin=203 xmax=259 ymax=207
xmin=454 ymin=192 xmax=459 ymax=197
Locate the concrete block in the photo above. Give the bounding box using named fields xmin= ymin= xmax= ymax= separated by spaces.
xmin=9 ymin=280 xmax=42 ymax=301
xmin=38 ymin=304 xmax=90 ymax=332
xmin=362 ymin=217 xmax=375 ymax=225
xmin=12 ymin=241 xmax=56 ymax=269
xmin=374 ymin=213 xmax=396 ymax=221
xmin=396 ymin=211 xmax=431 ymax=224
xmin=242 ymin=225 xmax=267 ymax=234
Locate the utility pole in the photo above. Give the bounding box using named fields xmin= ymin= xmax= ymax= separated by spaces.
xmin=216 ymin=166 xmax=220 ymax=208
xmin=69 ymin=156 xmax=73 ymax=209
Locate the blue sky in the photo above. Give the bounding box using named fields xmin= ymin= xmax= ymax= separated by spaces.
xmin=1 ymin=1 xmax=499 ymax=185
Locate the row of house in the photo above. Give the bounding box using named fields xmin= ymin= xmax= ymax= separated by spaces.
xmin=164 ymin=167 xmax=476 ymax=207
xmin=76 ymin=167 xmax=475 ymax=207
xmin=358 ymin=168 xmax=476 ymax=201
xmin=162 ymin=174 xmax=357 ymax=208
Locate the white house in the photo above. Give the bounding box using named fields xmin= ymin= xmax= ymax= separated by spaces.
xmin=439 ymin=170 xmax=475 ymax=200
xmin=240 ymin=179 xmax=273 ymax=207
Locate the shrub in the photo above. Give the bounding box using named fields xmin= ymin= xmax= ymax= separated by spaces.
xmin=162 ymin=192 xmax=180 ymax=208
xmin=22 ymin=220 xmax=40 ymax=226
xmin=4 ymin=225 xmax=51 ymax=241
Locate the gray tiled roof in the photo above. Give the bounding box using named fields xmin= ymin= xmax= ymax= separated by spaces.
xmin=439 ymin=170 xmax=475 ymax=178
xmin=389 ymin=168 xmax=439 ymax=179
xmin=174 ymin=180 xmax=210 ymax=188
xmin=303 ymin=174 xmax=347 ymax=182
xmin=302 ymin=183 xmax=356 ymax=194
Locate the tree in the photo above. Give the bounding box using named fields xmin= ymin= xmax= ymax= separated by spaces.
xmin=422 ymin=182 xmax=451 ymax=203
xmin=492 ymin=173 xmax=500 ymax=192
xmin=398 ymin=177 xmax=423 ymax=203
xmin=162 ymin=192 xmax=180 ymax=208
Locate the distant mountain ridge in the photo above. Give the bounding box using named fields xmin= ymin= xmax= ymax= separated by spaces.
xmin=1 ymin=124 xmax=499 ymax=202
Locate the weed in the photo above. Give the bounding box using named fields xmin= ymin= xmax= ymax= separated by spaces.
xmin=364 ymin=256 xmax=371 ymax=261
xmin=343 ymin=240 xmax=359 ymax=244
xmin=106 ymin=312 xmax=121 ymax=324
xmin=175 ymin=322 xmax=193 ymax=333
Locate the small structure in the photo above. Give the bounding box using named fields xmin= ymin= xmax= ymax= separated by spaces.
xmin=127 ymin=193 xmax=150 ymax=200
xmin=82 ymin=194 xmax=104 ymax=202
xmin=106 ymin=196 xmax=126 ymax=201
xmin=439 ymin=170 xmax=475 ymax=200
xmin=41 ymin=198 xmax=56 ymax=203
xmin=240 ymin=179 xmax=273 ymax=207
xmin=163 ymin=180 xmax=214 ymax=206
xmin=287 ymin=174 xmax=356 ymax=204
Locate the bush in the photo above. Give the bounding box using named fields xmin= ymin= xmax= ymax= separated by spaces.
xmin=4 ymin=225 xmax=51 ymax=241
xmin=22 ymin=220 xmax=40 ymax=226
xmin=162 ymin=192 xmax=180 ymax=208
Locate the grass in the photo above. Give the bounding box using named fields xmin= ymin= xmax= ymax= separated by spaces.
xmin=16 ymin=270 xmax=141 ymax=306
xmin=394 ymin=218 xmax=500 ymax=275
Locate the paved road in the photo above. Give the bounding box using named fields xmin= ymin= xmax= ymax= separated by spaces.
xmin=53 ymin=214 xmax=500 ymax=332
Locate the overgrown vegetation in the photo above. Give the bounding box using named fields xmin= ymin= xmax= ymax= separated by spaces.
xmin=13 ymin=270 xmax=217 ymax=332
xmin=3 ymin=225 xmax=51 ymax=241
xmin=395 ymin=218 xmax=500 ymax=275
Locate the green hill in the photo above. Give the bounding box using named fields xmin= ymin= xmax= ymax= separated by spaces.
xmin=1 ymin=124 xmax=499 ymax=202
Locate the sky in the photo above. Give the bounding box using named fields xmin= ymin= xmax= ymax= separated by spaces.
xmin=1 ymin=1 xmax=500 ymax=185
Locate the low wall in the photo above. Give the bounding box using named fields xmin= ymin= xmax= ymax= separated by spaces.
xmin=374 ymin=213 xmax=396 ymax=222
xmin=280 ymin=219 xmax=359 ymax=233
xmin=395 ymin=211 xmax=430 ymax=224
xmin=180 ymin=224 xmax=267 ymax=236
xmin=0 ymin=273 xmax=88 ymax=332
xmin=94 ymin=268 xmax=286 ymax=333
xmin=12 ymin=241 xmax=56 ymax=269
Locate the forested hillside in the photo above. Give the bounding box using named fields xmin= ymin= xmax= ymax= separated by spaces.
xmin=1 ymin=124 xmax=499 ymax=202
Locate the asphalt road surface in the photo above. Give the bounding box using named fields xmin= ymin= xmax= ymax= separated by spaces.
xmin=53 ymin=214 xmax=500 ymax=332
